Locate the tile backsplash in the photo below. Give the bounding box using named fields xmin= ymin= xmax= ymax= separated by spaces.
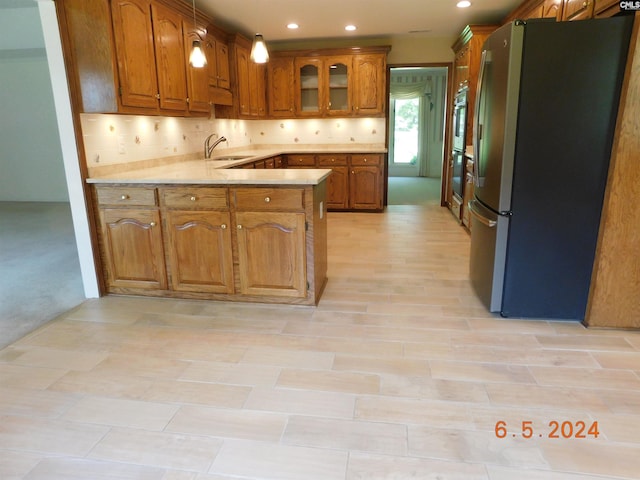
xmin=81 ymin=114 xmax=386 ymax=168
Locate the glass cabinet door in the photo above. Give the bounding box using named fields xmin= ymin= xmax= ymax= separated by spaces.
xmin=296 ymin=58 xmax=320 ymax=114
xmin=327 ymin=58 xmax=350 ymax=115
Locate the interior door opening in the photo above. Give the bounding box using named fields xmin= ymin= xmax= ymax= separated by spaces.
xmin=387 ymin=66 xmax=448 ymax=205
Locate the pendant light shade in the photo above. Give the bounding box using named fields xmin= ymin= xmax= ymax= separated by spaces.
xmin=250 ymin=34 xmax=269 ymax=63
xmin=189 ymin=0 xmax=206 ymax=68
xmin=189 ymin=40 xmax=207 ymax=68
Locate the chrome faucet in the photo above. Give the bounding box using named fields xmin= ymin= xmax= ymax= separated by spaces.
xmin=204 ymin=134 xmax=227 ymax=158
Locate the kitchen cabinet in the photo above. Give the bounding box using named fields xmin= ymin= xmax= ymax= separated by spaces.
xmin=267 ymin=57 xmax=296 ymax=117
xmin=91 ymin=179 xmax=327 ymax=305
xmin=295 ymin=55 xmax=352 ymax=116
xmin=161 ymin=187 xmax=234 ymax=294
xmin=353 ymin=54 xmax=387 ymax=115
xmin=183 ymin=21 xmax=210 ymax=113
xmin=251 ymin=60 xmax=267 ymax=117
xmin=318 ymin=155 xmax=349 ymax=210
xmin=350 ymin=154 xmax=383 ymax=210
xmin=205 ymin=26 xmax=232 ymax=106
xmin=234 ymin=188 xmax=307 ymax=297
xmin=562 ymin=0 xmax=594 ymax=20
xmin=593 ymin=0 xmax=621 ymax=17
xmin=95 ymin=186 xmax=167 ymax=290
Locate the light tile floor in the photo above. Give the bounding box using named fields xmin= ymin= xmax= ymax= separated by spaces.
xmin=1 ymin=204 xmax=639 ymax=479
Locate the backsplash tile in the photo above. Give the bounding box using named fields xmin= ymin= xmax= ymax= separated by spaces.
xmin=80 ymin=114 xmax=386 ymax=169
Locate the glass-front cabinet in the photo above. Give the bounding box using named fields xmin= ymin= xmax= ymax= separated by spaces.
xmin=295 ymin=56 xmax=352 ymax=116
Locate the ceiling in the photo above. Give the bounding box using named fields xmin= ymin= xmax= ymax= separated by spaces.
xmin=194 ymin=0 xmax=521 ymax=44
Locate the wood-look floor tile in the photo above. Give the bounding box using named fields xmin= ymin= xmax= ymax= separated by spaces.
xmin=0 ymin=386 xmax=78 ymax=418
xmin=283 ymin=415 xmax=407 ymax=455
xmin=379 ymin=375 xmax=490 ymax=403
xmin=0 ymin=450 xmax=43 ymax=479
xmin=430 ymin=360 xmax=537 ymax=384
xmin=180 ymin=361 xmax=282 ymax=387
xmin=346 ymin=452 xmax=489 ymax=480
xmin=0 ymin=363 xmax=67 ymax=390
xmin=333 ymin=354 xmax=430 ymax=376
xmin=277 ymin=368 xmax=380 ymax=395
xmin=6 ymin=346 xmax=108 ymax=371
xmin=23 ymin=457 xmax=164 ymax=480
xmin=486 ymin=465 xmax=606 ymax=480
xmin=209 ymin=439 xmax=348 ymax=480
xmin=166 ymin=405 xmax=287 ymax=442
xmin=135 ymin=312 xmax=288 ymax=334
xmin=534 ymin=334 xmax=636 ymax=351
xmin=529 ymin=365 xmax=640 ymax=390
xmin=540 ymin=440 xmax=640 ymax=479
xmin=88 ymin=427 xmax=223 ymax=472
xmin=239 ymin=346 xmax=335 ymax=369
xmin=485 ymin=383 xmax=610 ymax=413
xmin=408 ymin=425 xmax=548 ymax=468
xmin=590 ymin=413 xmax=640 ymax=443
xmin=91 ymin=353 xmax=191 ymax=379
xmin=600 ymin=389 xmax=640 ymax=414
xmin=48 ymin=370 xmax=153 ymax=399
xmin=470 ymin=405 xmax=596 ymax=434
xmin=0 ymin=415 xmax=108 ymax=456
xmin=355 ymin=396 xmax=473 ymax=429
xmin=139 ymin=378 xmax=251 ymax=408
xmin=591 ymin=351 xmax=640 ymax=369
xmin=61 ymin=396 xmax=179 ymax=430
xmin=244 ymin=386 xmax=355 ymax=418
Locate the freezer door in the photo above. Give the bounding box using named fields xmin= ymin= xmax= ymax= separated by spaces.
xmin=473 ymin=22 xmax=524 ymax=214
xmin=469 ymin=199 xmax=509 ymax=312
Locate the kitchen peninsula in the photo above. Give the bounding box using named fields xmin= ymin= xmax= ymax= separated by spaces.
xmin=88 ymin=156 xmax=331 ymax=306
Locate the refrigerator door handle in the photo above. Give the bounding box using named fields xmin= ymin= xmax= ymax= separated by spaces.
xmin=473 ymin=49 xmax=491 ymax=188
xmin=469 ymin=199 xmax=497 ymax=228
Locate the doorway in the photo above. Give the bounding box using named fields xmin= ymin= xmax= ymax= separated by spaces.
xmin=387 ymin=67 xmax=448 ymax=204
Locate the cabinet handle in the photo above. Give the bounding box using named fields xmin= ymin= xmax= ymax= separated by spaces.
xmin=237 ymin=225 xmax=243 ymax=230
xmin=120 ymin=194 xmax=129 ymax=200
xmin=221 ymin=224 xmax=227 ymax=229
xmin=150 ymin=221 xmax=156 ymax=227
xmin=190 ymin=196 xmax=197 ymax=201
xmin=363 ymin=158 xmax=368 ymax=162
xmin=264 ymin=196 xmax=271 ymax=203
xmin=352 ymin=171 xmax=355 ymax=174
xmin=155 ymin=93 xmax=160 ymax=100
xmin=331 ymin=158 xmax=335 ymax=162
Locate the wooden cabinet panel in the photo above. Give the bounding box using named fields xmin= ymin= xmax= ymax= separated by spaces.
xmin=164 ymin=210 xmax=234 ymax=293
xmin=183 ymin=22 xmax=210 ymax=113
xmin=325 ymin=166 xmax=349 ymax=210
xmin=351 ymin=153 xmax=382 ymax=166
xmin=594 ymin=0 xmax=620 ymax=17
xmin=110 ymin=0 xmax=159 ymax=110
xmin=96 ymin=186 xmax=157 ymax=206
xmin=541 ymin=0 xmax=564 ymax=18
xmin=99 ymin=208 xmax=167 ymax=290
xmin=350 ymin=165 xmax=382 ymax=210
xmin=268 ymin=57 xmax=295 ymax=116
xmin=250 ymin=61 xmax=267 ymax=116
xmin=325 ymin=56 xmax=352 ymax=116
xmin=234 ymin=188 xmax=304 ymax=211
xmin=161 ymin=187 xmax=228 ymax=209
xmin=236 ymin=45 xmax=251 ymax=116
xmin=353 ymin=54 xmax=386 ymax=115
xmin=215 ymin=41 xmax=231 ymax=89
xmin=151 ymin=2 xmax=188 ymax=112
xmin=287 ymin=154 xmax=317 ymax=167
xmin=562 ymin=0 xmax=594 ymax=20
xmin=236 ymin=211 xmax=307 ymax=298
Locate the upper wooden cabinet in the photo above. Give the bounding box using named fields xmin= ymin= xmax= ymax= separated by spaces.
xmin=57 ymin=0 xmax=214 ymax=116
xmin=204 ymin=26 xmax=233 ymax=106
xmin=267 ymin=46 xmax=389 ymax=119
xmin=562 ymin=0 xmax=594 ymax=20
xmin=268 ymin=57 xmax=296 ymax=117
xmin=353 ymin=54 xmax=387 ymax=115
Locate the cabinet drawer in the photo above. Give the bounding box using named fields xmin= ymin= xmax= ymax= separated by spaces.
xmin=161 ymin=187 xmax=228 ymax=209
xmin=287 ymin=154 xmax=316 ymax=167
xmin=234 ymin=188 xmax=304 ymax=211
xmin=351 ymin=154 xmax=382 ymax=166
xmin=96 ymin=186 xmax=157 ymax=206
xmin=318 ymin=154 xmax=348 ymax=166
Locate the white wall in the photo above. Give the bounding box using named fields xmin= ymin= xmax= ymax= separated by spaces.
xmin=0 ymin=4 xmax=68 ymax=202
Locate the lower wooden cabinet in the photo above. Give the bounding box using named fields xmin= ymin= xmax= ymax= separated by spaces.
xmin=318 ymin=154 xmax=349 ymax=209
xmin=236 ymin=211 xmax=307 ymax=297
xmin=164 ymin=210 xmax=234 ymax=293
xmin=93 ymin=183 xmax=326 ymax=305
xmin=98 ymin=208 xmax=167 ymax=290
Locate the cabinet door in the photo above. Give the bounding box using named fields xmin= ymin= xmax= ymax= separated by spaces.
xmin=326 ymin=56 xmax=352 ymax=116
xmin=295 ymin=57 xmax=322 ymax=116
xmin=111 ymin=0 xmax=159 ymax=109
xmin=353 ymin=54 xmax=385 ymax=115
xmin=205 ymin=34 xmax=219 ymax=87
xmin=350 ymin=166 xmax=382 ymax=210
xmin=236 ymin=45 xmax=251 ymax=116
xmin=268 ymin=57 xmax=295 ymax=117
xmin=236 ymin=211 xmax=307 ymax=297
xmin=164 ymin=210 xmax=234 ymax=293
xmin=325 ymin=166 xmax=349 ymax=210
xmin=183 ymin=22 xmax=210 ymax=113
xmin=250 ymin=61 xmax=267 ymax=117
xmin=216 ymin=42 xmax=231 ymax=89
xmin=151 ymin=3 xmax=188 ymax=112
xmin=541 ymin=0 xmax=563 ymax=19
xmin=562 ymin=0 xmax=594 ymax=20
xmin=99 ymin=208 xmax=167 ymax=290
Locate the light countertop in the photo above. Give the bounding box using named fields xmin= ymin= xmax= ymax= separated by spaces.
xmin=87 ymin=144 xmax=385 ymax=186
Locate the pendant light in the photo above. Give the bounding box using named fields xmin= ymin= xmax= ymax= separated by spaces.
xmin=189 ymin=0 xmax=207 ymax=68
xmin=250 ymin=34 xmax=269 ymax=64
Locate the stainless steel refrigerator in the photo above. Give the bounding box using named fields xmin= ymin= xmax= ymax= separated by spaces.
xmin=469 ymin=16 xmax=633 ymax=320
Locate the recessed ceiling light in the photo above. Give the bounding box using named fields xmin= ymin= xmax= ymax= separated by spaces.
xmin=287 ymin=23 xmax=299 ymax=29
xmin=345 ymin=25 xmax=357 ymax=31
xmin=457 ymin=0 xmax=471 ymax=7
